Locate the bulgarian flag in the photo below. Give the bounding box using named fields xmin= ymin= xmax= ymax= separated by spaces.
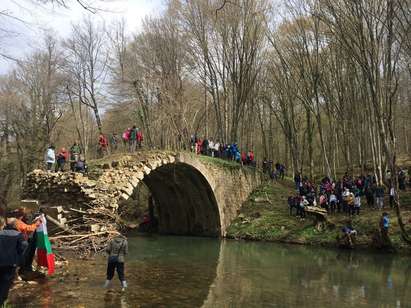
xmin=36 ymin=214 xmax=55 ymax=275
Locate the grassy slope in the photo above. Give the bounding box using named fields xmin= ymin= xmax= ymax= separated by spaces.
xmin=197 ymin=154 xmax=242 ymax=170
xmin=227 ymin=179 xmax=411 ymax=253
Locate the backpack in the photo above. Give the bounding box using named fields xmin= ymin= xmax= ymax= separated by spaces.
xmin=122 ymin=131 xmax=129 ymax=141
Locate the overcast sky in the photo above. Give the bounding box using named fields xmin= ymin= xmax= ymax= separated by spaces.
xmin=0 ymin=0 xmax=165 ymax=74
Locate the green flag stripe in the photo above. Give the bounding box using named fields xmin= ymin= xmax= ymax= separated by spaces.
xmin=36 ymin=232 xmax=53 ymax=254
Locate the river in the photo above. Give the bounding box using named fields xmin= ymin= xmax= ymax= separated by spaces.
xmin=10 ymin=235 xmax=411 ymax=308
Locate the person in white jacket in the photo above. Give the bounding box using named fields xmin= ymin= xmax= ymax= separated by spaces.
xmin=208 ymin=140 xmax=215 ymax=157
xmin=45 ymin=145 xmax=56 ymax=171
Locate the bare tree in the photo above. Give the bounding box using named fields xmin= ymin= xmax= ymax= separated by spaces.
xmin=318 ymin=0 xmax=410 ymax=242
xmin=0 ymin=34 xmax=64 ymax=176
xmin=64 ymin=17 xmax=108 ymax=134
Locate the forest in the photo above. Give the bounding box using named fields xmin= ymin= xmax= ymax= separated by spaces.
xmin=0 ymin=0 xmax=410 ymax=207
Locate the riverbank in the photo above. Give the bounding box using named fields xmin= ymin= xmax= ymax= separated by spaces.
xmin=226 ymin=179 xmax=411 ymax=253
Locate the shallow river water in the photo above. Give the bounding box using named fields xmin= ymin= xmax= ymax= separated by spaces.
xmin=10 ymin=235 xmax=411 ymax=308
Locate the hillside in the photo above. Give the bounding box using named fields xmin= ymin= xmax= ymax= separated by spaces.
xmin=227 ymin=179 xmax=411 ymax=253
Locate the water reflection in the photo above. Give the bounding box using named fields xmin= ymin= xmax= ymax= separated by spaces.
xmin=10 ymin=236 xmax=411 ymax=308
xmin=204 ymin=241 xmax=411 ymax=308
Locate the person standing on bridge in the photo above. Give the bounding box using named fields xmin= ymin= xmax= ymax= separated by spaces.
xmin=69 ymin=142 xmax=82 ymax=172
xmin=98 ymin=133 xmax=109 ymax=157
xmin=110 ymin=133 xmax=119 ymax=152
xmin=122 ymin=128 xmax=131 ymax=149
xmin=45 ymin=145 xmax=55 ymax=171
xmin=104 ymin=232 xmax=128 ymax=292
xmin=55 ymin=147 xmax=69 ymax=172
xmin=129 ymin=126 xmax=137 ymax=152
xmin=137 ymin=129 xmax=143 ymax=149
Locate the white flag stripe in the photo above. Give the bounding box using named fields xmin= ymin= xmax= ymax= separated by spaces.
xmin=35 ymin=214 xmax=48 ymax=236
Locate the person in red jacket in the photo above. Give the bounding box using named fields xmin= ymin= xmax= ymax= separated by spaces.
xmin=249 ymin=151 xmax=255 ymax=162
xmin=196 ymin=139 xmax=202 ymax=155
xmin=55 ymin=147 xmax=69 ymax=172
xmin=241 ymin=152 xmax=247 ymax=165
xmin=247 ymin=151 xmax=255 ymax=167
xmin=99 ymin=133 xmax=109 ymax=157
xmin=137 ymin=129 xmax=143 ymax=149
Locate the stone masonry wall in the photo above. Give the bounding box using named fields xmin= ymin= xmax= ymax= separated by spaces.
xmin=24 ymin=151 xmax=263 ymax=236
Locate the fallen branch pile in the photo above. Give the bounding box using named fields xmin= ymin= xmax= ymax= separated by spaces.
xmin=44 ymin=205 xmax=122 ymax=256
xmin=23 ymin=170 xmax=128 ymax=256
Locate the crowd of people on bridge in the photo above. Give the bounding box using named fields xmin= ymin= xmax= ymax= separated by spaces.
xmin=121 ymin=126 xmax=144 ymax=153
xmin=97 ymin=127 xmax=144 ymax=156
xmin=45 ymin=142 xmax=87 ymax=173
xmin=45 ymin=129 xmax=293 ymax=174
xmin=190 ymin=134 xmax=256 ymax=166
xmin=43 ymin=126 xmax=145 ymax=172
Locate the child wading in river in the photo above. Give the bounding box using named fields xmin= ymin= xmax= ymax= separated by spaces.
xmin=104 ymin=232 xmax=128 ymax=291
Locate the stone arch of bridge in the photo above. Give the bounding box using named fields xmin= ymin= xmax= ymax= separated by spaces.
xmin=140 ymin=162 xmax=221 ymax=237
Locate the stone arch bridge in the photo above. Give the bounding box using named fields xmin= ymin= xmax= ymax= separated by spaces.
xmin=24 ymin=151 xmax=263 ymax=236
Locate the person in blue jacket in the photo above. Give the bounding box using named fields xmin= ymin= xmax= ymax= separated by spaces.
xmin=0 ymin=217 xmax=27 ymax=306
xmin=230 ymin=143 xmax=238 ymax=161
xmin=380 ymin=212 xmax=390 ymax=235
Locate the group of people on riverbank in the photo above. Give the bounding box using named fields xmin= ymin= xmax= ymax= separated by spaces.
xmin=286 ymin=171 xmax=404 ymax=248
xmin=288 ymin=170 xmax=411 ymax=219
xmin=0 ymin=208 xmax=44 ymax=306
xmin=190 ymin=134 xmax=256 ymax=166
xmin=45 ymin=142 xmax=87 ymax=173
xmin=0 ymin=206 xmax=129 ymax=306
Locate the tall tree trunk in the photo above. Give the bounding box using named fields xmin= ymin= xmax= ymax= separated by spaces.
xmin=306 ymin=108 xmax=314 ymax=180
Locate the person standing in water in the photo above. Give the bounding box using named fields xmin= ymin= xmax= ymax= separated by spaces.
xmin=104 ymin=232 xmax=128 ymax=291
xmin=14 ymin=208 xmax=41 ymax=276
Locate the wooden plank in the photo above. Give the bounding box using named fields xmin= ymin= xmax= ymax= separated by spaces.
xmin=305 ymin=206 xmax=328 ymax=219
xmin=45 ymin=214 xmax=72 ymax=233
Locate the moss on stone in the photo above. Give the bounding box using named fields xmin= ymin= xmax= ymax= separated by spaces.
xmin=196 ymin=154 xmax=242 ymax=170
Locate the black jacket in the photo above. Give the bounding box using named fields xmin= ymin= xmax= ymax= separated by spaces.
xmin=0 ymin=227 xmax=27 ymax=267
